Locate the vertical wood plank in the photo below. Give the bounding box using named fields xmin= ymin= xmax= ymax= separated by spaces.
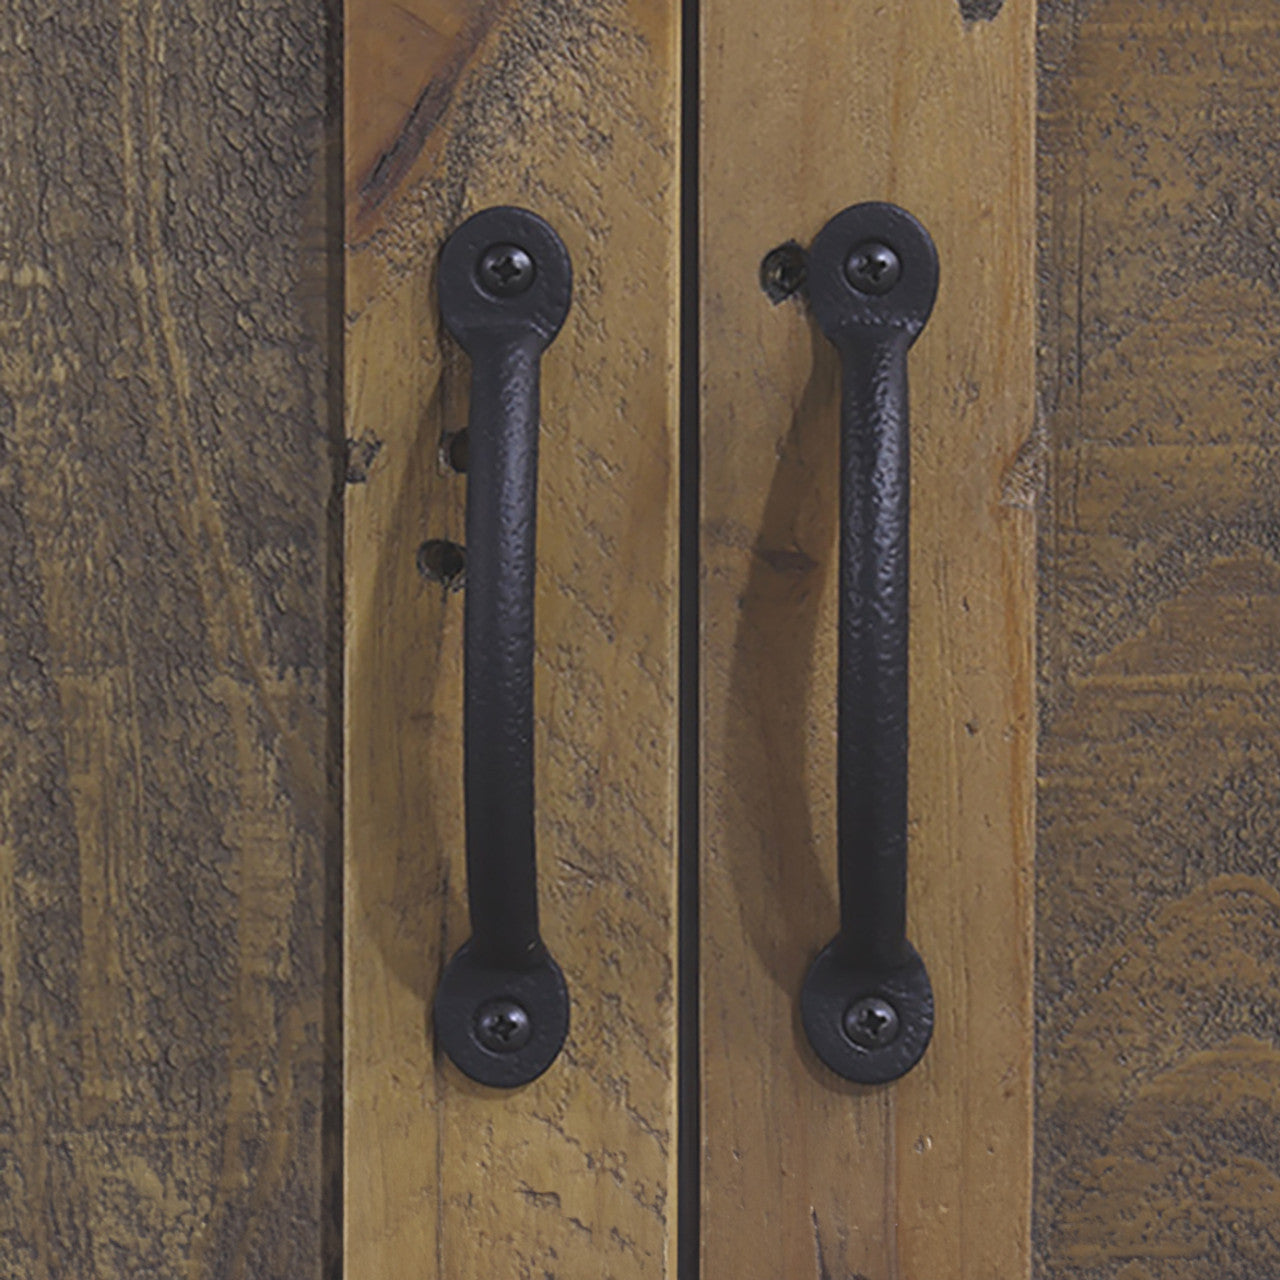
xmin=1037 ymin=3 xmax=1280 ymax=1274
xmin=343 ymin=0 xmax=680 ymax=1274
xmin=699 ymin=1 xmax=1036 ymax=1275
xmin=0 ymin=0 xmax=340 ymax=1275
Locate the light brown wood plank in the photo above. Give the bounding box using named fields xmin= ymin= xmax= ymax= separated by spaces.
xmin=699 ymin=0 xmax=1036 ymax=1275
xmin=343 ymin=0 xmax=681 ymax=1274
xmin=0 ymin=0 xmax=340 ymax=1274
xmin=1038 ymin=2 xmax=1280 ymax=1274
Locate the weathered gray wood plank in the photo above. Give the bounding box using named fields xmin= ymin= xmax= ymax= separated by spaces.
xmin=1038 ymin=2 xmax=1280 ymax=1274
xmin=0 ymin=1 xmax=339 ymax=1274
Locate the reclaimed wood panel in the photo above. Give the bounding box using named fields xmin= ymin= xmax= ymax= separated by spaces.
xmin=0 ymin=0 xmax=340 ymax=1276
xmin=1038 ymin=2 xmax=1280 ymax=1275
xmin=343 ymin=0 xmax=680 ymax=1274
xmin=699 ymin=0 xmax=1036 ymax=1275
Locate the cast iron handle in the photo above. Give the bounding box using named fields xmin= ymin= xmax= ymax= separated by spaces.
xmin=433 ymin=207 xmax=572 ymax=1087
xmin=800 ymin=202 xmax=939 ymax=1085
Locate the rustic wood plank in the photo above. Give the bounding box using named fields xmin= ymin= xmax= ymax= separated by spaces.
xmin=699 ymin=0 xmax=1036 ymax=1275
xmin=0 ymin=1 xmax=340 ymax=1275
xmin=1037 ymin=2 xmax=1280 ymax=1274
xmin=343 ymin=0 xmax=680 ymax=1274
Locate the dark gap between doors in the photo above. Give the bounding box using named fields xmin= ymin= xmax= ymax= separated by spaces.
xmin=677 ymin=0 xmax=702 ymax=1272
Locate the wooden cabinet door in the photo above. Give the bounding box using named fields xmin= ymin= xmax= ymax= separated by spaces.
xmin=697 ymin=1 xmax=1036 ymax=1275
xmin=342 ymin=1 xmax=682 ymax=1276
xmin=4 ymin=0 xmax=1279 ymax=1275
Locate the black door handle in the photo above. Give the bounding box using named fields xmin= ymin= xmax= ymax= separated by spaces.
xmin=433 ymin=207 xmax=572 ymax=1087
xmin=800 ymin=203 xmax=938 ymax=1085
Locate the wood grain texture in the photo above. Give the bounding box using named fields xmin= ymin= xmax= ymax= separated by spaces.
xmin=1037 ymin=2 xmax=1280 ymax=1274
xmin=0 ymin=1 xmax=340 ymax=1276
xmin=699 ymin=0 xmax=1036 ymax=1276
xmin=343 ymin=0 xmax=679 ymax=1274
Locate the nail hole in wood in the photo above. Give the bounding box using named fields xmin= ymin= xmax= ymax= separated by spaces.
xmin=417 ymin=539 xmax=466 ymax=588
xmin=441 ymin=429 xmax=469 ymax=473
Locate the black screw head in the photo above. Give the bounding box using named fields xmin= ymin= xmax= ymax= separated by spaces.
xmin=474 ymin=998 xmax=532 ymax=1053
xmin=842 ymin=996 xmax=901 ymax=1049
xmin=844 ymin=240 xmax=901 ymax=295
xmin=476 ymin=243 xmax=535 ymax=297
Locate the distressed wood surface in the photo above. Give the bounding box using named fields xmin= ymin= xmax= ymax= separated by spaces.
xmin=0 ymin=1 xmax=340 ymax=1276
xmin=698 ymin=0 xmax=1036 ymax=1276
xmin=1037 ymin=2 xmax=1280 ymax=1275
xmin=343 ymin=0 xmax=680 ymax=1275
